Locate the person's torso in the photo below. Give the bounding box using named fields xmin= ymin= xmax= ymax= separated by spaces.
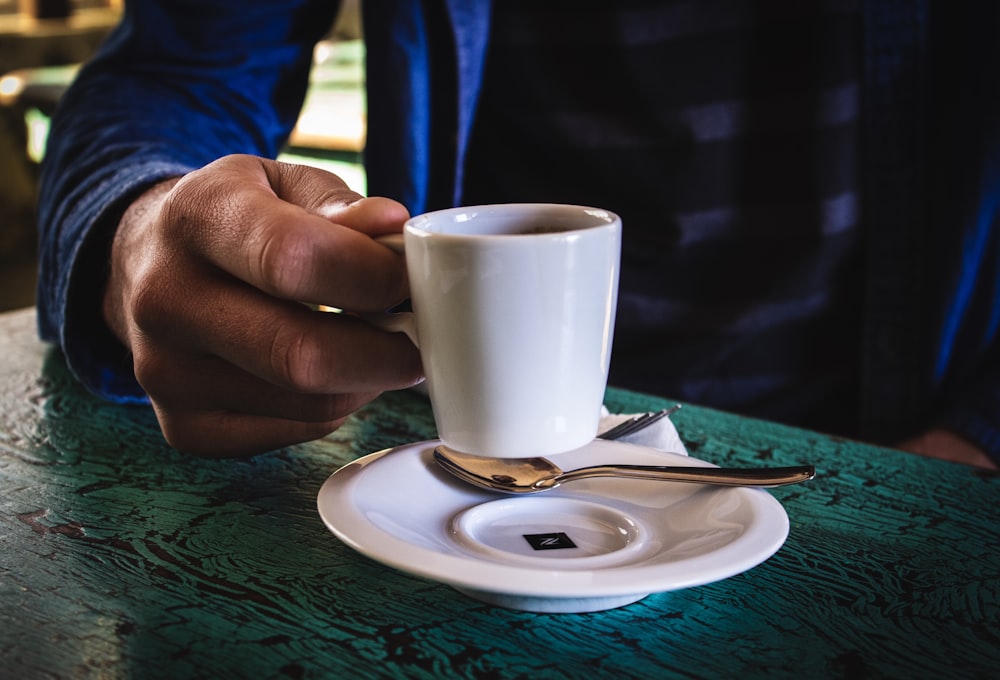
xmin=461 ymin=0 xmax=865 ymax=435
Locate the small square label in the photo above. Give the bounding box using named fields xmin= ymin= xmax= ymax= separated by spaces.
xmin=523 ymin=532 xmax=577 ymax=551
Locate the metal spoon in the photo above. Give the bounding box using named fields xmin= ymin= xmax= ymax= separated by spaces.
xmin=433 ymin=445 xmax=815 ymax=494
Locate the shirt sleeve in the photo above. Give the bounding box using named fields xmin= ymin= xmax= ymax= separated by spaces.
xmin=36 ymin=0 xmax=338 ymax=402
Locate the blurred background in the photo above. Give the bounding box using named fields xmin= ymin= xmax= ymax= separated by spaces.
xmin=0 ymin=0 xmax=364 ymax=311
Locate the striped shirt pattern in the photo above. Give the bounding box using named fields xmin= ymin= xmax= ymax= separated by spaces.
xmin=462 ymin=0 xmax=864 ymax=435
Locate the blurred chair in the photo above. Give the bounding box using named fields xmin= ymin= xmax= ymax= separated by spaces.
xmin=0 ymin=66 xmax=69 ymax=276
xmin=0 ymin=2 xmax=119 ymax=310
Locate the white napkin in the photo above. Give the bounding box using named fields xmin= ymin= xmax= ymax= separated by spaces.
xmin=599 ymin=408 xmax=688 ymax=456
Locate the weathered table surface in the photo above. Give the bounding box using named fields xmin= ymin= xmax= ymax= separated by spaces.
xmin=1 ymin=307 xmax=997 ymax=679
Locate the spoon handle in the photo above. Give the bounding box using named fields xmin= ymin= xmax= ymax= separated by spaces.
xmin=558 ymin=463 xmax=815 ymax=488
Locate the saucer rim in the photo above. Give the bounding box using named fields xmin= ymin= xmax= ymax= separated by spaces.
xmin=317 ymin=439 xmax=790 ymax=600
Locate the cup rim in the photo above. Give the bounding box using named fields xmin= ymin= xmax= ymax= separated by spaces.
xmin=405 ymin=203 xmax=621 ymax=239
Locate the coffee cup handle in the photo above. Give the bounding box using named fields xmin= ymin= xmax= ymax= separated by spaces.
xmin=362 ymin=234 xmax=419 ymax=346
xmin=374 ymin=232 xmax=405 ymax=253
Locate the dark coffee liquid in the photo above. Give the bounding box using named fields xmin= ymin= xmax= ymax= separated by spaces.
xmin=517 ymin=224 xmax=572 ymax=235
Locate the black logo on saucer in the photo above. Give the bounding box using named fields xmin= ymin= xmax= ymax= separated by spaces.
xmin=524 ymin=532 xmax=577 ymax=551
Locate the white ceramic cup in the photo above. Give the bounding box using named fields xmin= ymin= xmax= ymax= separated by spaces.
xmin=373 ymin=203 xmax=621 ymax=458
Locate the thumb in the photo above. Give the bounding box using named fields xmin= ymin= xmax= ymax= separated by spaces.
xmin=319 ymin=195 xmax=411 ymax=238
xmin=266 ymin=160 xmax=410 ymax=236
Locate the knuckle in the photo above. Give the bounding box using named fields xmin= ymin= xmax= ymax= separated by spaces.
xmin=255 ymin=226 xmax=314 ymax=298
xmin=158 ymin=175 xmax=208 ymax=238
xmin=127 ymin=278 xmax=173 ymax=332
xmin=158 ymin=420 xmax=194 ymax=453
xmin=159 ymin=422 xmax=218 ymax=457
xmin=130 ymin=346 xmax=174 ymax=399
xmin=151 ymin=408 xmax=220 ymax=457
xmin=270 ymin=322 xmax=327 ymax=393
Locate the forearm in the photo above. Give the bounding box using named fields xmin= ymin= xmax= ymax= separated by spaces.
xmin=896 ymin=429 xmax=998 ymax=470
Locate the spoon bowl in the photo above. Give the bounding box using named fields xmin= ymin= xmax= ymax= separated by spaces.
xmin=434 ymin=445 xmax=815 ymax=494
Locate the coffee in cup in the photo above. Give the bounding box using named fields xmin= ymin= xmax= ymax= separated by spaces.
xmin=372 ymin=203 xmax=621 ymax=459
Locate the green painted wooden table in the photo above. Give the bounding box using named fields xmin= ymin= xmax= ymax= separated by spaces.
xmin=1 ymin=307 xmax=997 ymax=679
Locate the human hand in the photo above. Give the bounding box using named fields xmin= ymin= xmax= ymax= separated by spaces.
xmin=102 ymin=155 xmax=423 ymax=457
xmin=896 ymin=429 xmax=998 ymax=470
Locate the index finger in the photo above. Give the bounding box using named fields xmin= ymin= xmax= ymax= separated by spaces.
xmin=169 ymin=155 xmax=411 ymax=312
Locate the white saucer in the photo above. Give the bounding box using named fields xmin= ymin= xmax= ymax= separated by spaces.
xmin=317 ymin=439 xmax=790 ymax=613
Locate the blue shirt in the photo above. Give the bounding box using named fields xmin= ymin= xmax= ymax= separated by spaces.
xmin=37 ymin=0 xmax=1000 ymax=463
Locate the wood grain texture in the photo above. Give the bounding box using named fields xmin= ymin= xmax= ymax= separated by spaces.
xmin=1 ymin=308 xmax=997 ymax=679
